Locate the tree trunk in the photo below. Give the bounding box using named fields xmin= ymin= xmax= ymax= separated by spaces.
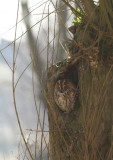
xmin=46 ymin=1 xmax=113 ymax=159
xmin=46 ymin=55 xmax=113 ymax=160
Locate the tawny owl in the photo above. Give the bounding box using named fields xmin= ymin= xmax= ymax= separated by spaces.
xmin=54 ymin=79 xmax=78 ymax=112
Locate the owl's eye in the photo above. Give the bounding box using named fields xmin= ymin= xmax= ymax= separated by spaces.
xmin=54 ymin=79 xmax=78 ymax=112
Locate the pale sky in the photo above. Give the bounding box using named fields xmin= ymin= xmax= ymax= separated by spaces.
xmin=0 ymin=0 xmax=42 ymax=41
xmin=0 ymin=0 xmax=53 ymax=42
xmin=0 ymin=0 xmax=23 ymax=41
xmin=0 ymin=1 xmax=48 ymax=160
xmin=0 ymin=0 xmax=98 ymax=42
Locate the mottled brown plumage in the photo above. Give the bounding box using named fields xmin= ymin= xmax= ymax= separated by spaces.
xmin=54 ymin=79 xmax=78 ymax=112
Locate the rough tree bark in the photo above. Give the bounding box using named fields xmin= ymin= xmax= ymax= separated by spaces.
xmin=46 ymin=1 xmax=113 ymax=160
xmin=46 ymin=53 xmax=113 ymax=160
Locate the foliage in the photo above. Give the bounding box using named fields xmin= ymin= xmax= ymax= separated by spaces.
xmin=72 ymin=8 xmax=84 ymax=24
xmin=68 ymin=0 xmax=113 ymax=59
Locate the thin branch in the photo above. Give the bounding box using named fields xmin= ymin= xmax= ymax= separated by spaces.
xmin=14 ymin=61 xmax=32 ymax=89
xmin=0 ymin=51 xmax=12 ymax=71
xmin=12 ymin=1 xmax=34 ymax=159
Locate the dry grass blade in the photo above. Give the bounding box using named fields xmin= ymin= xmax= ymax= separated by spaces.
xmin=12 ymin=1 xmax=34 ymax=159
